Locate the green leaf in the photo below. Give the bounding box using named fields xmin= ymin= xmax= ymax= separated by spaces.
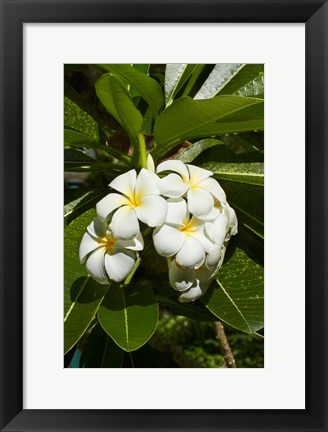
xmin=223 ymin=131 xmax=264 ymax=153
xmin=156 ymin=294 xmax=217 ymax=322
xmin=164 ymin=64 xmax=196 ymax=106
xmin=218 ymin=64 xmax=264 ymax=98
xmin=80 ymin=324 xmax=124 ymax=368
xmin=176 ymin=139 xmax=224 ymax=163
xmin=64 ymin=190 xmax=107 ymax=227
xmin=64 ymin=148 xmax=96 ymax=171
xmin=153 ymin=96 xmax=264 ymax=161
xmin=99 ymin=65 xmax=163 ymax=117
xmin=201 ymin=248 xmax=264 ymax=333
xmin=98 ymin=283 xmax=159 ymax=352
xmin=202 ymin=162 xmax=264 ymax=186
xmin=64 ymin=209 xmax=109 ymax=353
xmin=194 ymin=64 xmax=243 ymax=99
xmin=64 ymin=129 xmax=103 ymax=150
xmin=95 ymin=73 xmax=143 ymax=140
xmin=64 ymin=96 xmax=99 ymax=139
xmin=64 ymin=148 xmax=125 ymax=173
xmin=221 ymin=180 xmax=264 ymax=239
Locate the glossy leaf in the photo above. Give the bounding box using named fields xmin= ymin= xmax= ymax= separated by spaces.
xmin=194 ymin=64 xmax=242 ymax=99
xmin=99 ymin=64 xmax=163 ymax=117
xmin=176 ymin=139 xmax=224 ymax=163
xmin=64 ymin=148 xmax=126 ymax=173
xmin=164 ymin=64 xmax=196 ymax=105
xmin=152 ymin=96 xmax=264 ymax=161
xmin=95 ymin=73 xmax=143 ymax=140
xmin=64 ymin=190 xmax=107 ymax=227
xmin=221 ymin=180 xmax=264 ymax=239
xmin=64 ymin=209 xmax=109 ymax=354
xmin=156 ymin=294 xmax=217 ymax=322
xmin=218 ymin=64 xmax=264 ymax=98
xmin=64 ymin=129 xmax=103 ymax=150
xmin=80 ymin=324 xmax=124 ymax=368
xmin=201 ymin=248 xmax=264 ymax=333
xmin=202 ymin=162 xmax=264 ymax=186
xmin=98 ymin=283 xmax=159 ymax=352
xmin=64 ymin=96 xmax=99 ymax=139
xmin=64 ymin=148 xmax=97 ymax=171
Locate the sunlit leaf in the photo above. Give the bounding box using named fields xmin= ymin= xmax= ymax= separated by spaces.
xmin=218 ymin=64 xmax=264 ymax=98
xmin=194 ymin=64 xmax=242 ymax=99
xmin=99 ymin=64 xmax=163 ymax=117
xmin=98 ymin=283 xmax=158 ymax=352
xmin=95 ymin=73 xmax=143 ymax=140
xmin=64 ymin=209 xmax=109 ymax=354
xmin=176 ymin=139 xmax=224 ymax=163
xmin=201 ymin=248 xmax=264 ymax=333
xmin=164 ymin=64 xmax=196 ymax=105
xmin=153 ymin=96 xmax=264 ymax=161
xmin=202 ymin=162 xmax=264 ymax=186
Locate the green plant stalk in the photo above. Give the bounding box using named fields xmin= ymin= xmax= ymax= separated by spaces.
xmin=137 ymin=132 xmax=148 ymax=169
xmin=182 ymin=64 xmax=205 ymax=97
xmin=123 ymin=256 xmax=141 ymax=285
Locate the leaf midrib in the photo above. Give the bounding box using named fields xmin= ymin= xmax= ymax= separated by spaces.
xmin=64 ymin=277 xmax=90 ymax=322
xmin=159 ymin=98 xmax=263 ymax=146
xmin=216 ymin=280 xmax=252 ymax=333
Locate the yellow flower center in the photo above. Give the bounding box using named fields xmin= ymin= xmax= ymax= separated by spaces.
xmin=127 ymin=190 xmax=142 ymax=208
xmin=99 ymin=235 xmax=116 ymax=252
xmin=179 ymin=218 xmax=198 ymax=236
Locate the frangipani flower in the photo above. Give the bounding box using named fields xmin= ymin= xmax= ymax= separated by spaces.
xmin=79 ymin=217 xmax=143 ymax=283
xmin=169 ymin=260 xmax=213 ymax=303
xmin=205 ymin=204 xmax=238 ymax=246
xmin=153 ymin=198 xmax=214 ymax=269
xmin=157 ymin=160 xmax=226 ymax=218
xmin=96 ymin=169 xmax=168 ymax=240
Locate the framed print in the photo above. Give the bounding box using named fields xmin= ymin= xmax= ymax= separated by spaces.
xmin=0 ymin=0 xmax=327 ymax=431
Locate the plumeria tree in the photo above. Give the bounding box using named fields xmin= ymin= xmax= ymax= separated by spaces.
xmin=64 ymin=64 xmax=264 ymax=368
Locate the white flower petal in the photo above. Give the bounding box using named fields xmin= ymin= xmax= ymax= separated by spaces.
xmin=157 ymin=159 xmax=189 ymax=181
xmin=169 ymin=260 xmax=196 ymax=292
xmin=117 ymin=231 xmax=144 ymax=251
xmin=158 ymin=173 xmax=189 ymax=198
xmin=166 ymin=198 xmax=188 ymax=225
xmin=176 ymin=236 xmax=205 ymax=269
xmin=191 ymin=224 xmax=215 ymax=253
xmin=135 ymin=168 xmax=160 ymax=197
xmin=110 ymin=206 xmax=140 ymax=240
xmin=206 ymin=212 xmax=229 ymax=245
xmin=178 ymin=266 xmax=212 ymax=302
xmin=135 ymin=195 xmax=168 ymax=227
xmin=104 ymin=250 xmax=136 ymax=282
xmin=196 ymin=206 xmax=221 ymax=221
xmin=197 ymin=177 xmax=227 ymax=204
xmin=85 ymin=248 xmax=108 ymax=284
xmin=79 ymin=233 xmax=101 ymax=263
xmin=187 ymin=164 xmax=212 ymax=187
xmin=109 ymin=169 xmax=137 ymax=201
xmin=153 ymin=224 xmax=184 ymax=256
xmin=147 ymin=154 xmax=155 ymax=172
xmin=187 ymin=188 xmax=214 ymax=217
xmin=205 ymin=244 xmax=224 ymax=270
xmin=96 ymin=193 xmax=129 ymax=222
xmin=86 ymin=217 xmax=107 ymax=240
xmin=227 ymin=206 xmax=238 ymax=236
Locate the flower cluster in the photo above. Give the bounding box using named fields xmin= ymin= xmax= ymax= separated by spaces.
xmin=79 ymin=158 xmax=237 ymax=302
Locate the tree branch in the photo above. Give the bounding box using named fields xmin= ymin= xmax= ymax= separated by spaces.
xmin=214 ymin=321 xmax=236 ymax=368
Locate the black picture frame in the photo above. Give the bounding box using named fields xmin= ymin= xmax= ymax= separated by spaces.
xmin=1 ymin=1 xmax=327 ymax=431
